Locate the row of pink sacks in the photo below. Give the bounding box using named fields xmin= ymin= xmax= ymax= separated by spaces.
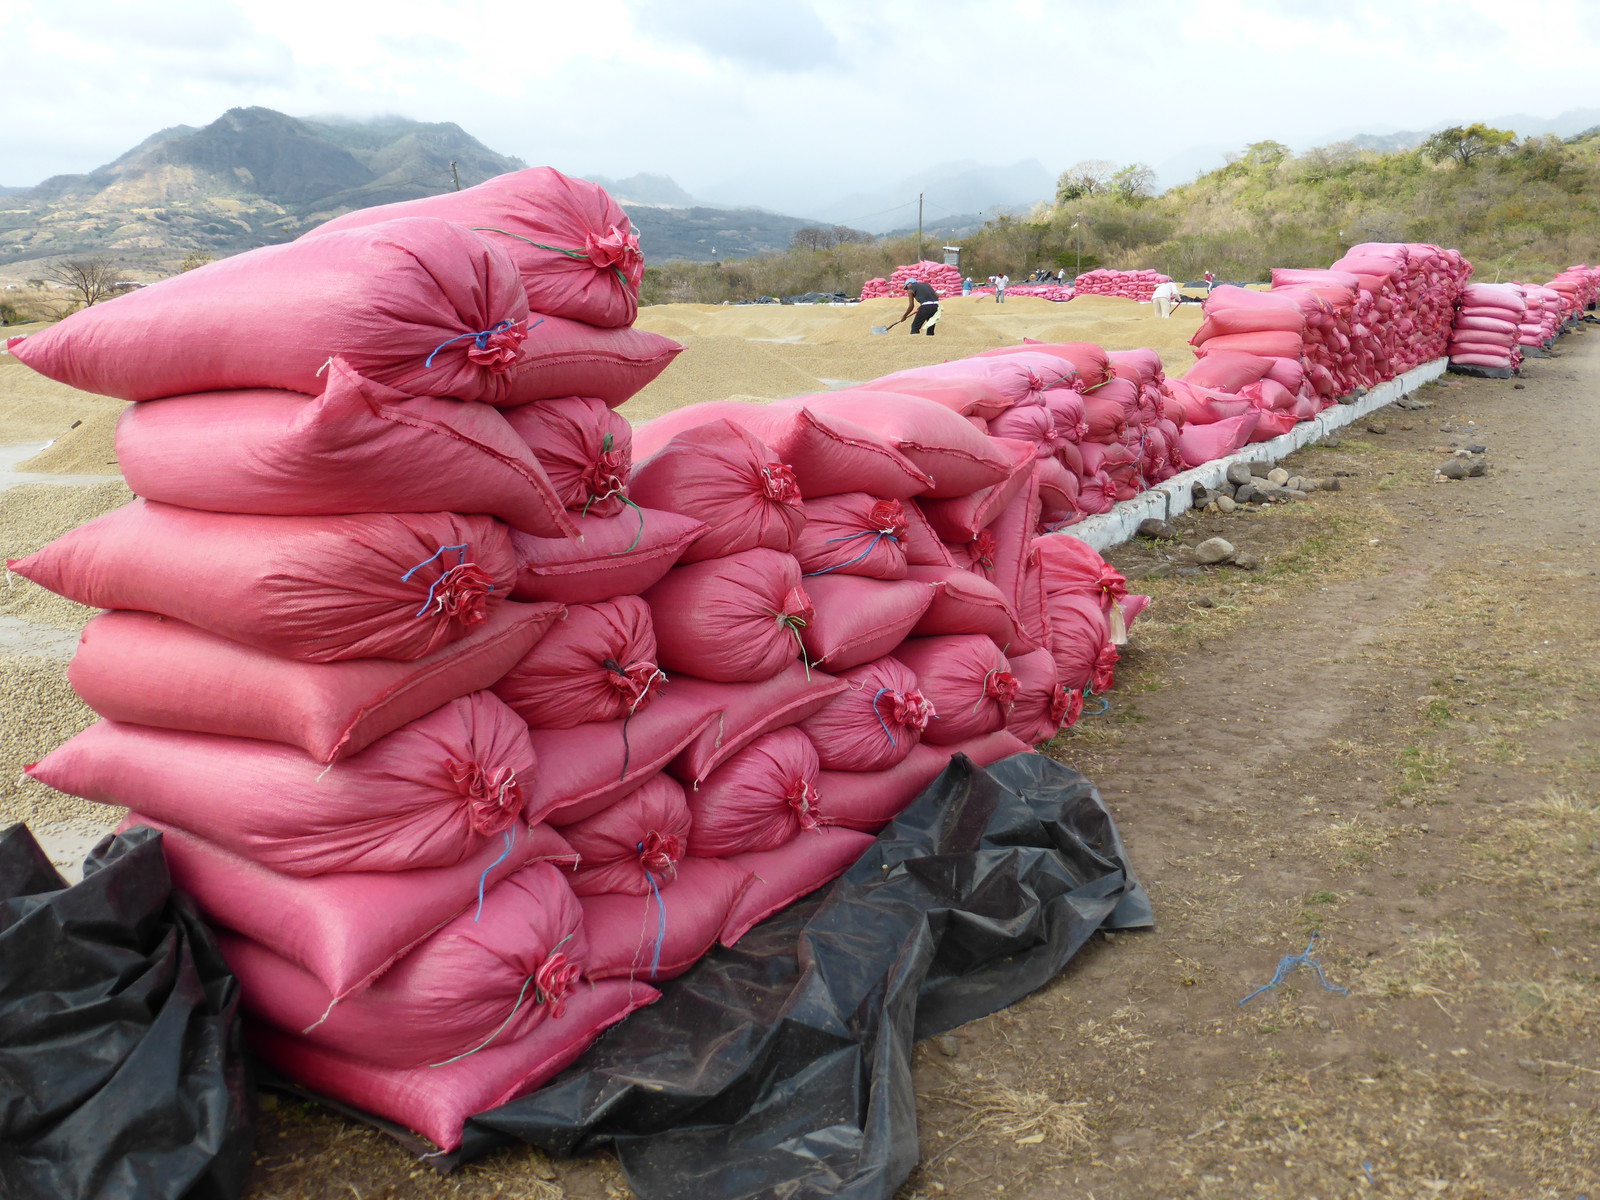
xmin=1447 ymin=282 xmax=1527 ymax=371
xmin=1071 ymin=269 xmax=1172 ymax=301
xmin=859 ymin=260 xmax=965 ymax=300
xmin=1544 ymin=265 xmax=1599 ymax=320
xmin=1510 ymin=285 xmax=1564 ymax=346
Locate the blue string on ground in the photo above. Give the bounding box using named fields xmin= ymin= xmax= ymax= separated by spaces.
xmin=1237 ymin=934 xmax=1349 ymax=1006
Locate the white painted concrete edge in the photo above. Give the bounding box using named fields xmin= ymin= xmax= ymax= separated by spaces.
xmin=1057 ymin=358 xmax=1449 ymax=553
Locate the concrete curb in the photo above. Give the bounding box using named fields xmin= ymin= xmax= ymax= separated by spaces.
xmin=1060 ymin=358 xmax=1449 ymax=553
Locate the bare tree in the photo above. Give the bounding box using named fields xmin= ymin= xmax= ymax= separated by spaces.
xmin=1055 ymin=160 xmax=1116 ymax=202
xmin=1109 ymin=163 xmax=1157 ymax=203
xmin=791 ymin=225 xmax=872 ymax=251
xmin=44 ymin=257 xmax=122 ymax=308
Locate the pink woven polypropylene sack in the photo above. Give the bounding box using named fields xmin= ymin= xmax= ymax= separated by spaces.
xmin=892 ymin=635 xmax=1017 ymax=746
xmin=582 ymin=856 xmax=753 ymax=982
xmin=797 ymin=656 xmax=931 ymax=772
xmin=134 ymin=817 xmax=574 ymax=1000
xmin=509 ymin=508 xmax=706 ymax=605
xmin=560 ymin=774 xmax=691 ymax=897
xmin=11 ymin=218 xmax=532 ymax=403
xmin=720 ymin=827 xmax=876 ymax=945
xmin=29 ymin=693 xmax=539 ymax=875
xmin=499 ymin=315 xmax=681 ymax=409
xmin=220 ymin=860 xmax=587 ymax=1069
xmin=821 ymin=730 xmax=1032 ymax=833
xmin=628 ymin=419 xmax=807 ymax=563
xmin=905 ymin=564 xmax=1034 ymax=653
xmin=113 ymin=359 xmax=577 ymax=539
xmin=492 ymin=598 xmax=661 ymax=729
xmin=798 ymin=574 xmax=936 ymax=672
xmin=793 ymin=494 xmax=911 ymax=581
xmin=666 ymin=663 xmax=845 ymax=785
xmin=69 ymin=602 xmax=563 ymax=762
xmin=502 ymin=397 xmax=632 ymax=517
xmin=246 ymin=980 xmax=654 ymax=1152
xmin=686 ymin=728 xmax=824 ymax=857
xmin=1005 ymin=647 xmax=1082 ymax=745
xmin=644 ymin=549 xmax=811 ymax=683
xmin=306 ymin=167 xmax=642 ymax=328
xmin=12 ymin=501 xmax=516 ymax=663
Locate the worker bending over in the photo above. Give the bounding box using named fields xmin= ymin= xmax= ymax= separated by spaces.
xmin=1151 ymin=278 xmax=1180 ymax=318
xmin=900 ymin=279 xmax=942 ymax=335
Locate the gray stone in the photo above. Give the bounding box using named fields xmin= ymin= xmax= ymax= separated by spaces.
xmin=1225 ymin=462 xmax=1254 ymax=487
xmin=1513 ymin=383 xmax=1526 ymax=390
xmin=1145 ymin=562 xmax=1174 ymax=580
xmin=1287 ymin=475 xmax=1311 ymax=491
xmin=1230 ymin=552 xmax=1260 ymax=570
xmin=1439 ymin=459 xmax=1469 ymax=480
xmin=1191 ymin=482 xmax=1213 ymax=506
xmin=1234 ymin=483 xmax=1261 ymax=505
xmin=1203 ymin=501 xmax=1219 ymax=513
xmin=1216 ymin=494 xmax=1237 ymax=514
xmin=936 ymin=1036 xmax=961 ymax=1058
xmin=1249 ymin=460 xmax=1272 ymax=477
xmin=1176 ymin=566 xmax=1203 ymax=577
xmin=1137 ymin=518 xmax=1179 ymax=541
xmin=1320 ymin=477 xmax=1342 ymax=491
xmin=1194 ymin=594 xmax=1215 ymax=608
xmin=1194 ymin=536 xmax=1235 ymax=565
xmin=1366 ymin=421 xmax=1388 ymax=434
xmin=1466 ymin=458 xmax=1489 ymax=478
xmin=1266 ymin=467 xmax=1290 ymax=486
xmin=1466 ymin=443 xmax=1487 ymax=455
xmin=1322 ymin=436 xmax=1343 ymax=448
xmin=1282 ymin=488 xmax=1309 ymax=501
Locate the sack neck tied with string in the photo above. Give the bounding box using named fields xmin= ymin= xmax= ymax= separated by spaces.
xmin=423 ymin=317 xmax=529 ymax=374
xmin=401 ymin=544 xmax=496 ymax=625
xmin=982 ymin=667 xmax=1020 ymax=712
xmin=582 ymin=434 xmax=630 ymax=507
xmin=532 ymin=948 xmax=581 ymax=1020
xmin=636 ymin=829 xmax=683 ymax=880
xmin=446 ymin=760 xmax=524 ymax=836
xmin=1051 ymin=682 xmax=1083 ymax=730
xmin=785 ymin=777 xmax=824 ymax=831
xmin=874 ymin=687 xmax=934 ymax=742
xmin=1093 ymin=643 xmax=1121 ymax=694
xmin=866 ymin=498 xmax=909 ymax=542
xmin=971 ymin=529 xmax=999 ymax=571
xmin=603 ymin=657 xmax=665 ymax=715
xmin=759 ymin=461 xmax=802 ymax=507
xmin=584 ymin=225 xmax=645 ymax=287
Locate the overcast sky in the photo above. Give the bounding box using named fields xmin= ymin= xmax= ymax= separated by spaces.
xmin=6 ymin=0 xmax=1599 ymax=215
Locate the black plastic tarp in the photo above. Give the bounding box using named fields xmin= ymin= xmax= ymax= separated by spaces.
xmin=0 ymin=824 xmax=255 ymax=1200
xmin=425 ymin=750 xmax=1152 ymax=1199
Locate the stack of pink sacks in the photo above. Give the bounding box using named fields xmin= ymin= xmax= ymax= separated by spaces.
xmin=1448 ymin=282 xmax=1526 ymax=374
xmin=1545 ymin=265 xmax=1600 ymax=323
xmin=860 ymin=260 xmax=964 ymax=300
xmin=1002 ymin=282 xmax=1074 ymax=302
xmin=9 ymin=169 xmax=703 ymax=1152
xmin=1072 ymin=269 xmax=1173 ymax=300
xmin=1511 ymin=284 xmax=1564 ymax=350
xmin=1267 ymin=269 xmax=1370 ymax=400
xmin=1329 ymin=243 xmax=1473 ymax=377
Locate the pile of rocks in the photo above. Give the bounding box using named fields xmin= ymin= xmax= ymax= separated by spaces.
xmin=1190 ymin=461 xmax=1338 ymax=513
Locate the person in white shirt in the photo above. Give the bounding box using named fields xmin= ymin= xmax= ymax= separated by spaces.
xmin=1151 ymin=279 xmax=1181 ymax=318
xmin=993 ymin=273 xmax=1009 ymax=304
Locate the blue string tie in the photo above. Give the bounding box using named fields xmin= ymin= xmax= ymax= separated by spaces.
xmin=474 ymin=829 xmax=515 ymax=922
xmin=802 ymin=529 xmax=899 ymax=578
xmin=423 ymin=316 xmax=543 ymax=369
xmin=401 ymin=543 xmax=473 ymax=617
xmin=1238 ymin=934 xmax=1349 ymax=1006
xmin=869 ymin=687 xmax=898 ymax=747
xmin=639 ymin=850 xmax=668 ymax=980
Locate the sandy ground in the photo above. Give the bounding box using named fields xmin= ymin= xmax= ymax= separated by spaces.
xmin=5 ymin=302 xmax=1595 ymax=1197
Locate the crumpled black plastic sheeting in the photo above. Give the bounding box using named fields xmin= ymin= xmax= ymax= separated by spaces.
xmin=0 ymin=824 xmax=255 ymax=1200
xmin=450 ymin=751 xmax=1152 ymax=1200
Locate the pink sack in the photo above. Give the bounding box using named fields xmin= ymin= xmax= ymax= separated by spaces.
xmin=667 ymin=662 xmax=846 ymax=785
xmin=629 ymin=419 xmax=806 ymax=562
xmin=499 ymin=315 xmax=682 ymax=409
xmin=898 ymin=500 xmax=956 ymax=567
xmin=560 ymin=774 xmax=691 ymax=896
xmin=1034 ymin=457 xmax=1081 ymax=525
xmin=893 ymin=635 xmax=1017 ymax=745
xmin=246 ymin=980 xmax=654 ymax=1152
xmin=1044 ymin=592 xmax=1112 ymax=692
xmin=530 ymin=690 xmax=720 ymax=825
xmin=12 ymin=501 xmax=516 ymax=663
xmin=821 ymin=729 xmax=1034 ymax=832
xmin=790 ymin=391 xmax=1013 ymax=497
xmin=70 ymin=602 xmax=563 ymax=762
xmin=493 ymin=598 xmax=661 ymax=729
xmin=687 ymin=727 xmax=824 ymax=857
xmin=630 ymin=401 xmax=931 ymax=499
xmin=306 ymin=166 xmax=642 ymax=328
xmin=720 ymin=827 xmax=876 ymax=946
xmin=793 ymin=494 xmax=911 ymax=580
xmin=113 ymin=359 xmax=577 ymax=539
xmin=1006 ymin=647 xmax=1082 ymax=745
xmin=1178 ymin=411 xmax=1260 ymax=467
xmin=981 ymin=342 xmax=1111 ymax=390
xmin=221 ymin=860 xmax=586 ymax=1069
xmin=509 ymin=508 xmax=706 ymax=605
xmin=797 ymin=656 xmax=931 ymax=771
xmin=135 ymin=816 xmax=572 ymax=1000
xmin=582 ymin=856 xmax=753 ymax=982
xmin=1032 ymin=534 xmax=1132 ymax=620
xmin=905 ymin=564 xmax=1033 ymax=653
xmin=501 ymin=397 xmax=632 ymax=517
xmin=29 ymin=693 xmax=539 ymax=875
xmin=12 ymin=218 xmax=531 ymax=403
xmin=917 ymin=439 xmax=1037 ymax=543
xmin=987 ymin=403 xmax=1056 ymax=454
xmin=1194 ymin=331 xmax=1303 ymax=360
xmin=798 ymin=574 xmax=936 ymax=672
xmin=644 ymin=549 xmax=809 ymax=683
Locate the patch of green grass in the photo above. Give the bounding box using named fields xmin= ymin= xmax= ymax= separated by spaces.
xmin=1395 ymin=742 xmax=1451 ymax=799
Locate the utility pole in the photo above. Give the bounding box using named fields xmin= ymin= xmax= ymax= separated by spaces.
xmin=917 ymin=193 xmax=923 ymax=263
xmin=1071 ymin=219 xmax=1082 ymax=276
xmin=450 ymin=161 xmax=462 ymax=191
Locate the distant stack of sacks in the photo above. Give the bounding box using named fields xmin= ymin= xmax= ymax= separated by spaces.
xmin=1072 ymin=269 xmax=1173 ymax=300
xmin=1328 ymin=243 xmax=1473 ymax=378
xmin=9 ymin=190 xmax=1152 ymax=1152
xmin=1511 ymin=284 xmax=1564 ymax=349
xmin=1001 ymin=283 xmax=1075 ymax=302
xmin=1545 ymin=265 xmax=1600 ymax=322
xmin=1448 ymin=282 xmax=1526 ymax=375
xmin=860 ymin=260 xmax=964 ymax=300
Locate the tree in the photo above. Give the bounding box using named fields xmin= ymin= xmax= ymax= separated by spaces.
xmin=178 ymin=250 xmax=215 ymax=273
xmin=1109 ymin=163 xmax=1157 ymax=203
xmin=1241 ymin=140 xmax=1291 ymax=169
xmin=1421 ymin=124 xmax=1515 ymax=168
xmin=44 ymin=257 xmax=122 ymax=308
xmin=791 ymin=225 xmax=871 ymax=251
xmin=1055 ymin=160 xmax=1116 ymax=202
